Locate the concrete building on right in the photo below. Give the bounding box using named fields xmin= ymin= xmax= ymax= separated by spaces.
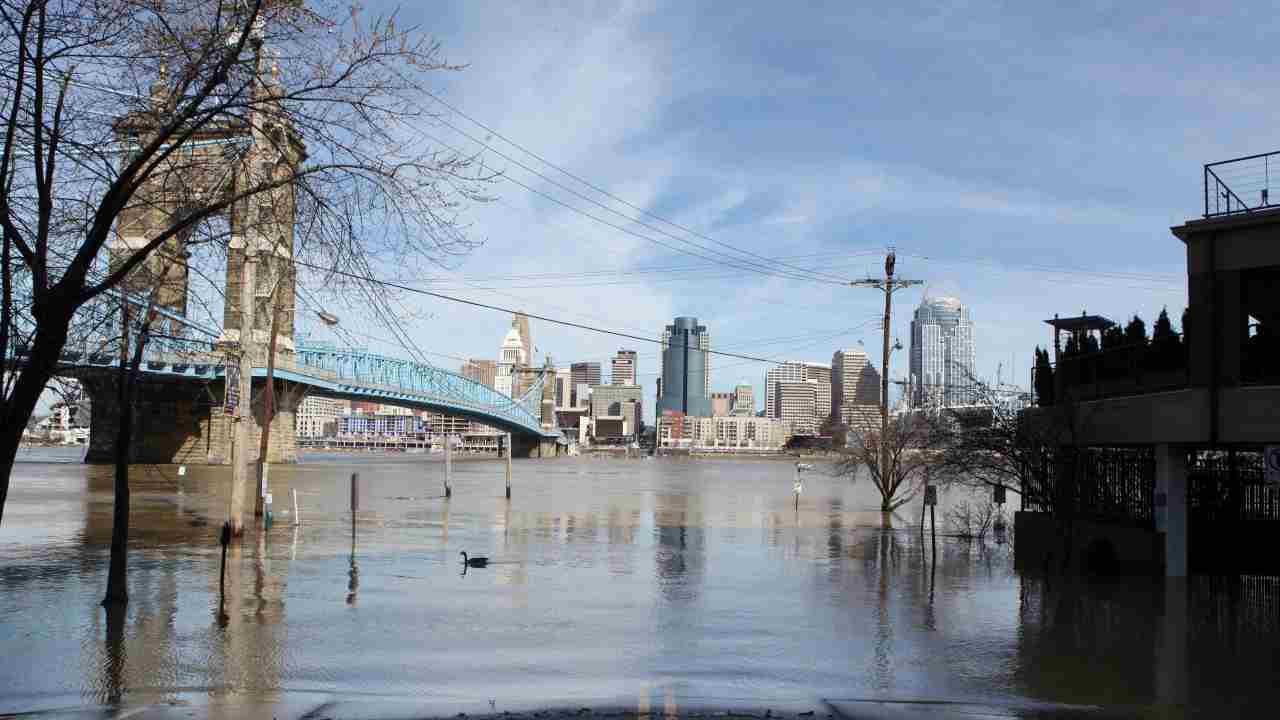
xmin=1019 ymin=153 xmax=1280 ymax=577
xmin=909 ymin=296 xmax=977 ymax=408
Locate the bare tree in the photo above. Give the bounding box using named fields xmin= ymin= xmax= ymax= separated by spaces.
xmin=0 ymin=0 xmax=494 ymax=525
xmin=835 ymin=413 xmax=936 ymax=513
xmin=926 ymin=375 xmax=1087 ymax=516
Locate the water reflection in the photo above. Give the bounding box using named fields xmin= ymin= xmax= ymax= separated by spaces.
xmin=2 ymin=452 xmax=1279 ymax=716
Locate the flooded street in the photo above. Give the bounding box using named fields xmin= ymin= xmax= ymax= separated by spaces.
xmin=2 ymin=450 xmax=1277 ymax=717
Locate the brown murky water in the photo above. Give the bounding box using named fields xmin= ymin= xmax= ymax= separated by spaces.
xmin=1 ymin=449 xmax=1277 ymax=718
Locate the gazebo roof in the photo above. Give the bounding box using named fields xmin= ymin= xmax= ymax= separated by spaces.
xmin=1044 ymin=314 xmax=1115 ymax=332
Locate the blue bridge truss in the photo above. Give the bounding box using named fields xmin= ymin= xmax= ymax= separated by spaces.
xmin=9 ymin=289 xmax=556 ymax=438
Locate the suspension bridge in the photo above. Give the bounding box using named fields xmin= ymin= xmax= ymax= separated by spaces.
xmin=11 ymin=289 xmax=561 ymax=465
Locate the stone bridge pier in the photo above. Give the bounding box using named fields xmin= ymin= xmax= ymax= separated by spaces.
xmin=82 ymin=374 xmax=300 ymax=465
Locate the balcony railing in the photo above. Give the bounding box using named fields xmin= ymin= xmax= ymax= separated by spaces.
xmin=1205 ymin=151 xmax=1280 ymax=217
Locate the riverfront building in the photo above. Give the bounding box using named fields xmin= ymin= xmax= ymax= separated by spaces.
xmin=296 ymin=396 xmax=349 ymax=438
xmin=909 ymin=297 xmax=977 ymax=408
xmin=656 ymin=414 xmax=790 ymax=450
xmin=657 ymin=317 xmax=712 ymax=417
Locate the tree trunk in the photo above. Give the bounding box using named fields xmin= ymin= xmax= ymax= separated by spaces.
xmin=102 ymin=301 xmax=153 ymax=608
xmin=0 ymin=316 xmax=72 ymax=527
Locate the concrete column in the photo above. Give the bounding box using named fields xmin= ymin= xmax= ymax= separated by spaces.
xmin=1154 ymin=443 xmax=1188 ymax=577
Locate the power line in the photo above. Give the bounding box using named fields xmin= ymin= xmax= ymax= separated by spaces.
xmin=426 ymin=91 xmax=852 ymax=284
xmin=291 ymin=257 xmax=799 ymax=366
xmin=420 ymin=128 xmax=847 ymax=287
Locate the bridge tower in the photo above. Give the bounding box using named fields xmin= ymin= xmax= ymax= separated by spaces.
xmin=87 ymin=53 xmax=306 ymax=467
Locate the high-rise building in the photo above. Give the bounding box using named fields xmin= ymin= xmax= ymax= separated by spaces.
xmin=831 ymin=349 xmax=881 ymax=432
xmin=657 ymin=317 xmax=712 ymax=416
xmin=775 ymin=379 xmax=820 ymax=436
xmin=765 ymin=361 xmax=829 ymax=420
xmin=710 ymin=392 xmax=734 ymax=417
xmin=732 ymin=383 xmax=755 ymax=416
xmin=910 ymin=297 xmax=977 ymax=408
xmin=553 ymin=367 xmax=574 ymax=408
xmin=461 ymin=359 xmax=497 ymax=388
xmin=570 ymin=362 xmax=602 ymax=405
xmin=611 ymin=349 xmax=638 ymax=385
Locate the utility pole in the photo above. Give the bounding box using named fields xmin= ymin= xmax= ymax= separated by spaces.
xmin=254 ymin=282 xmax=283 ymax=517
xmin=229 ymin=17 xmax=269 ymax=535
xmin=228 ymin=248 xmax=256 ymax=535
xmin=851 ymin=249 xmax=922 ymax=489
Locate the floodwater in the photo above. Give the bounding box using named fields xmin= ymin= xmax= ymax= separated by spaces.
xmin=2 ymin=449 xmax=1278 ymax=718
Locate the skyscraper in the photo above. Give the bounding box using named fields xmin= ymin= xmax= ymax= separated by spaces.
xmin=909 ymin=297 xmax=976 ymax=408
xmin=570 ymin=362 xmax=602 ymax=406
xmin=611 ymin=349 xmax=638 ymax=385
xmin=657 ymin=316 xmax=712 ymax=416
xmin=831 ymin=349 xmax=881 ymax=432
xmin=765 ymin=361 xmax=829 ymax=420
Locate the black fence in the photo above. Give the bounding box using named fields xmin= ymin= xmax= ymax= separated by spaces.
xmin=1020 ymin=452 xmax=1056 ymax=514
xmin=1077 ymin=446 xmax=1155 ymax=525
xmin=1188 ymin=448 xmax=1277 ymax=522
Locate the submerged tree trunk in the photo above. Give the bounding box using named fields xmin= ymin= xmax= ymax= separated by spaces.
xmin=0 ymin=311 xmax=73 ymax=527
xmin=102 ymin=301 xmax=154 ymax=608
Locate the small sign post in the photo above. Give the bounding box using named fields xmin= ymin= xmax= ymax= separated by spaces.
xmin=924 ymin=484 xmax=938 ymax=560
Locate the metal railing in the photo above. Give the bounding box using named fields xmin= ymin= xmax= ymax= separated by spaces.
xmin=1205 ymin=151 xmax=1280 ymax=217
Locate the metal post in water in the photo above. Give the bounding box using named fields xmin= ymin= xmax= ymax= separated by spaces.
xmin=505 ymin=433 xmax=512 ymax=499
xmin=292 ymin=488 xmax=300 ymax=526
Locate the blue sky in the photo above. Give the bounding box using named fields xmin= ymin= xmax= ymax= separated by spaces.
xmin=301 ymin=1 xmax=1278 ymax=418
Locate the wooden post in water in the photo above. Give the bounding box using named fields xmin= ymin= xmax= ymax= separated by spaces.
xmin=350 ymin=472 xmax=359 ymax=554
xmin=930 ymin=504 xmax=937 ymax=561
xmin=505 ymin=433 xmax=512 ymax=499
xmin=218 ymin=521 xmax=231 ymax=620
xmin=444 ymin=435 xmax=453 ymax=498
